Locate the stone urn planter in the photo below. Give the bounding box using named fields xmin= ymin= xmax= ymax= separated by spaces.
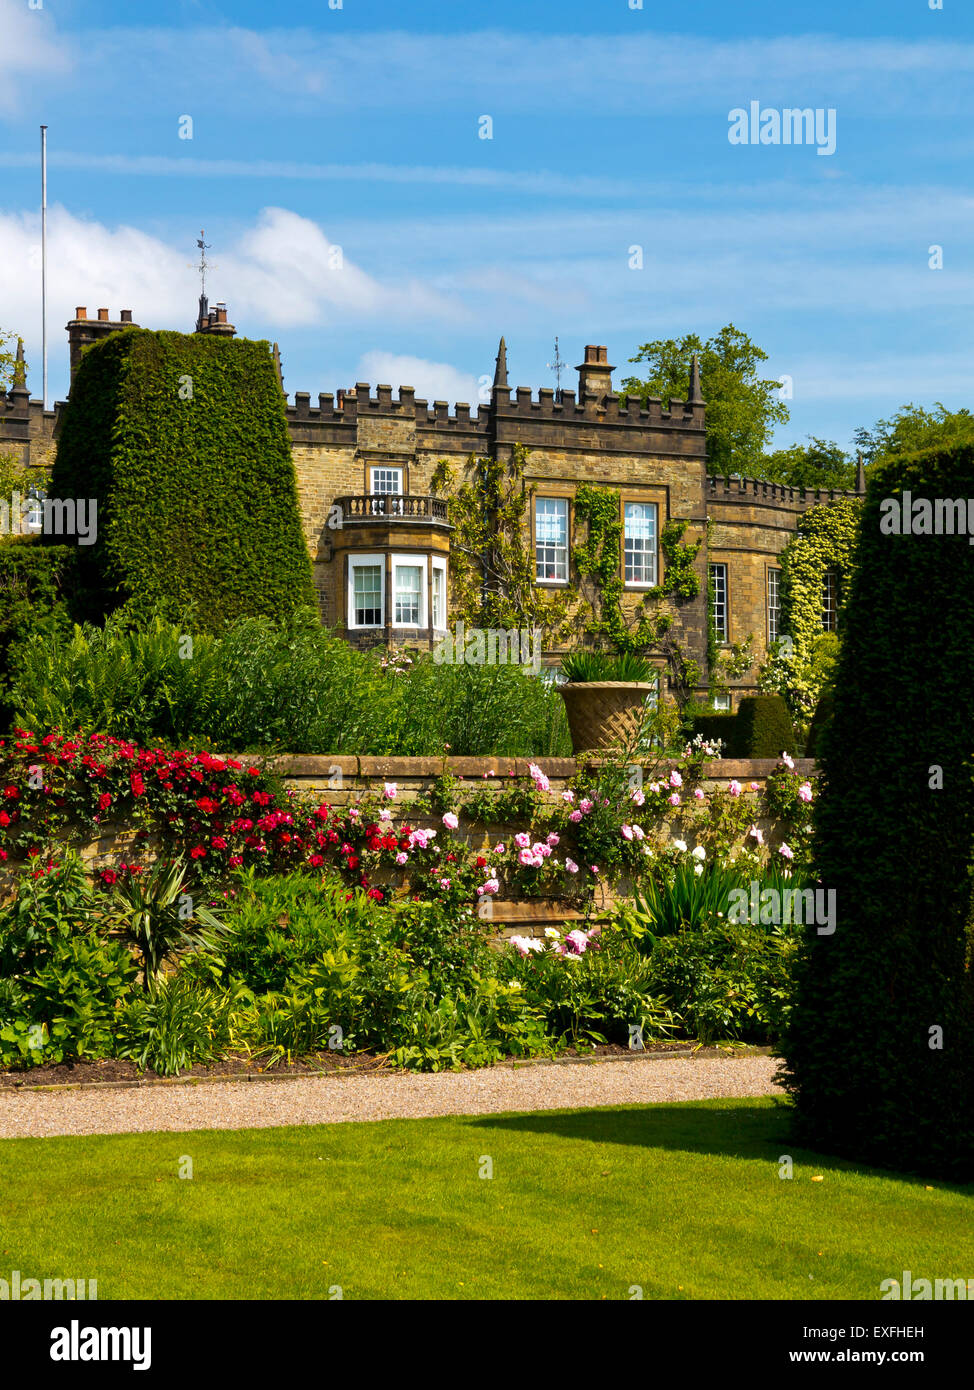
xmin=558 ymin=681 xmax=656 ymax=756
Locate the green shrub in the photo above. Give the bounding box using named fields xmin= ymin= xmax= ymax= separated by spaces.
xmin=115 ymin=975 xmax=252 ymax=1077
xmin=0 ymin=541 xmax=75 ymax=716
xmin=735 ymin=694 xmax=796 ymax=757
xmin=11 ymin=610 xmax=571 ymax=756
xmin=23 ymin=934 xmax=139 ymax=1061
xmin=48 ymin=328 xmax=316 ymax=631
xmin=782 ymin=440 xmax=974 ymax=1178
xmin=647 ymin=921 xmax=798 ymax=1044
xmin=804 ymin=689 xmax=834 ymax=761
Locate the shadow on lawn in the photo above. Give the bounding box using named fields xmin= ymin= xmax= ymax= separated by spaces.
xmin=468 ymin=1101 xmax=970 ymax=1190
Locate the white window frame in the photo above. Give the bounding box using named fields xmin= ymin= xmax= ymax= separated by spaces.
xmin=822 ymin=571 xmax=838 ymax=632
xmin=535 ymin=497 xmax=569 ymax=584
xmin=369 ymin=466 xmax=404 ymax=515
xmin=431 ymin=558 xmax=448 ymax=632
xmin=624 ymin=502 xmax=658 ymax=587
xmin=391 ymin=553 xmax=427 ymax=629
xmin=348 ymin=553 xmax=385 ymax=630
xmin=713 ymin=693 xmax=732 ymax=712
xmin=709 ymin=562 xmax=728 ymax=643
xmin=767 ymin=568 xmax=781 ymax=645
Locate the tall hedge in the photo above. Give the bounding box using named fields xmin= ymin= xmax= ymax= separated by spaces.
xmin=49 ymin=329 xmax=316 ymax=630
xmin=782 ymin=441 xmax=974 ymax=1178
xmin=0 ymin=538 xmax=75 ymax=709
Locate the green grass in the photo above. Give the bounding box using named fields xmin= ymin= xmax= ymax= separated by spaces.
xmin=2 ymin=1098 xmax=972 ymax=1300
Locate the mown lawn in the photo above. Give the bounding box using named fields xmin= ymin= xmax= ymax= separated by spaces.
xmin=2 ymin=1097 xmax=971 ymax=1300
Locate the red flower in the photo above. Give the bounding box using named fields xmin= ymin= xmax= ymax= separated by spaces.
xmin=308 ymin=854 xmax=324 ymax=867
xmin=195 ymin=797 xmax=219 ymax=815
xmin=0 ymin=813 xmax=9 ymax=828
xmin=346 ymin=854 xmax=360 ymax=870
xmin=476 ymin=856 xmax=487 ymax=868
xmin=100 ymin=869 xmax=117 ymax=886
xmin=189 ymin=846 xmax=206 ymax=859
xmin=247 ymin=767 xmax=260 ymax=777
xmin=130 ymin=773 xmax=145 ymax=798
xmin=98 ymin=793 xmax=112 ymax=812
xmin=211 ymin=836 xmax=228 ymax=850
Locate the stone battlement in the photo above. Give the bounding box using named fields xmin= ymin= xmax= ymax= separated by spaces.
xmin=707 ymin=472 xmax=864 ymax=510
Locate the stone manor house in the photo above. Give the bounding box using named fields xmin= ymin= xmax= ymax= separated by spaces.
xmin=0 ymin=301 xmax=863 ymax=708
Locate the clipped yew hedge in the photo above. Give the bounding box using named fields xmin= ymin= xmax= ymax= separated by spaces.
xmin=782 ymin=440 xmax=974 ymax=1178
xmin=49 ymin=329 xmax=316 ymax=631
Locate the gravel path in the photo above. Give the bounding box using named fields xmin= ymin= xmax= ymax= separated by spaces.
xmin=0 ymin=1055 xmax=783 ymax=1139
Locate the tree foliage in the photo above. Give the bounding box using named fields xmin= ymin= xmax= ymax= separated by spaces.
xmin=619 ymin=324 xmax=789 ymax=476
xmin=761 ymin=436 xmax=855 ymax=491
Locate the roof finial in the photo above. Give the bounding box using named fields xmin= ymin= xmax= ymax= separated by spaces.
xmin=11 ymin=338 xmax=27 ymax=394
xmin=493 ymin=336 xmax=508 ymax=390
xmin=688 ymin=352 xmax=704 ymax=405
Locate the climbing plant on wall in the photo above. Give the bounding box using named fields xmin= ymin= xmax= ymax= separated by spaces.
xmin=758 ymin=497 xmax=862 ymax=724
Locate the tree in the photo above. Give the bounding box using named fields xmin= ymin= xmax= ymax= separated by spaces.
xmin=854 ymin=402 xmax=974 ymax=464
xmin=0 ymin=329 xmax=21 ymax=394
xmin=619 ymin=324 xmax=789 ymax=475
xmin=761 ymin=437 xmax=855 ymax=491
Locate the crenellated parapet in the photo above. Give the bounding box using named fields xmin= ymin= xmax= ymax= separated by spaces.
xmin=707 ymin=473 xmax=865 ymax=512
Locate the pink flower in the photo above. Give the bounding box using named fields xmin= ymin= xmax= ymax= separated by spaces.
xmin=383 ymin=782 xmax=398 ymax=799
xmin=669 ymin=769 xmax=683 ymax=788
xmin=439 ymin=877 xmax=452 ymax=890
xmin=533 ymin=842 xmax=551 ymax=859
xmin=728 ymin=780 xmax=742 ymax=797
xmin=442 ymin=811 xmax=459 ymax=830
xmin=749 ymin=825 xmax=765 ymax=846
xmin=518 ymin=848 xmax=536 ymax=867
xmin=562 ymin=790 xmax=575 ymax=803
xmin=589 ymin=865 xmax=600 ymax=876
xmin=693 ymin=788 xmax=705 ymax=801
xmin=565 ymin=858 xmax=579 ymax=874
xmin=568 ymin=810 xmax=582 ymax=823
xmin=668 ymin=793 xmax=680 ymax=807
xmin=781 ymin=753 xmax=795 ymax=771
xmin=632 ymin=824 xmax=645 ymax=841
xmin=630 ymin=788 xmax=645 ymax=807
xmin=494 ymin=842 xmax=506 ymax=854
xmin=483 ymin=878 xmax=500 ymax=895
xmin=546 ymin=831 xmax=560 ymax=847
xmin=528 ymin=762 xmax=551 ymax=792
xmin=514 ymin=831 xmax=531 ymax=850
xmin=750 ymin=781 xmax=760 ymax=791
xmin=579 ymin=799 xmax=594 ymax=814
xmin=379 ymin=808 xmax=392 ymax=821
xmin=779 ymin=842 xmax=794 ymax=860
xmin=395 ymin=851 xmax=408 ymax=866
xmin=565 ymin=929 xmax=590 ymax=955
xmin=797 ymin=782 xmax=813 ymax=803
xmin=621 ymin=824 xmax=634 ymax=841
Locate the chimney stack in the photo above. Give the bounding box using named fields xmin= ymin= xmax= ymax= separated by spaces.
xmin=66 ymin=307 xmax=141 ymax=386
xmin=576 ymin=344 xmax=614 ymax=402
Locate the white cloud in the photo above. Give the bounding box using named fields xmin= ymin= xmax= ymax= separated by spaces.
xmin=0 ymin=205 xmax=461 ymax=396
xmin=355 ymin=352 xmax=483 ymax=407
xmin=0 ymin=0 xmax=74 ymax=113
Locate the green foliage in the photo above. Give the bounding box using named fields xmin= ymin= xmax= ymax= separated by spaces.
xmin=804 ymin=688 xmax=834 ymax=761
xmin=0 ymin=540 xmax=75 ymax=717
xmin=619 ymin=324 xmax=789 ymax=475
xmin=116 ymin=975 xmax=251 ymax=1077
xmin=0 ymin=329 xmax=21 ymax=394
xmin=691 ymin=711 xmax=737 ymax=750
xmin=646 ymin=921 xmax=798 ymax=1044
xmin=23 ymin=934 xmax=138 ymax=1060
xmin=101 ymin=857 xmax=227 ymax=989
xmin=433 ymin=444 xmax=577 ymax=645
xmin=782 ymin=439 xmax=974 ymax=1178
xmin=561 ymin=650 xmax=654 ymax=683
xmin=854 ymin=401 xmax=974 ymax=465
xmin=48 ymin=328 xmax=316 ymax=631
xmin=735 ymin=695 xmax=796 ymax=757
xmin=761 ymin=437 xmax=856 ymax=491
xmin=11 ymin=609 xmax=571 ymax=757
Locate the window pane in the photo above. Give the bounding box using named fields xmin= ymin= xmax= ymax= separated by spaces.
xmin=767 ymin=569 xmax=781 ymax=644
xmin=535 ymin=498 xmax=568 ymax=581
xmin=625 ymin=502 xmax=657 ymax=584
xmin=822 ymin=571 xmax=838 ymax=632
xmin=394 ymin=564 xmax=422 ymax=625
xmin=709 ymin=563 xmax=727 ymax=642
xmin=353 ymin=565 xmax=382 ymax=627
xmin=371 ymin=468 xmax=402 ymax=494
xmin=432 ymin=567 xmax=445 ymax=628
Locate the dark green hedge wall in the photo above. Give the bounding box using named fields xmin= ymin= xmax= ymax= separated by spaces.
xmin=782 ymin=440 xmax=974 ymax=1178
xmin=49 ymin=329 xmax=316 ymax=630
xmin=735 ymin=695 xmax=796 ymax=757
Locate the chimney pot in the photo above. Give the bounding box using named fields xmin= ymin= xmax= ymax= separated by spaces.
xmin=216 ymin=307 xmax=227 ymax=324
xmin=120 ymin=309 xmax=132 ymax=323
xmin=76 ymin=307 xmax=87 ymax=320
xmin=584 ymin=345 xmax=598 ymax=362
xmin=97 ymin=308 xmax=109 ymax=321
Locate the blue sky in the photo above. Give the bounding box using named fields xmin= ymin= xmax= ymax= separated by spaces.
xmin=1 ymin=0 xmax=972 ymax=454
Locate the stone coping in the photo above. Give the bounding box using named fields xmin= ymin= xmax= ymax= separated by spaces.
xmin=222 ymin=754 xmax=816 ymax=778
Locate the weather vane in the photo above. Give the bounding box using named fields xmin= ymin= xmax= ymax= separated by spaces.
xmin=547 ymin=336 xmax=567 ymax=399
xmin=188 ymin=230 xmax=216 ymax=300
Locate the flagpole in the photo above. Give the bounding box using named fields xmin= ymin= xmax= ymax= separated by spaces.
xmin=41 ymin=124 xmax=48 ymax=409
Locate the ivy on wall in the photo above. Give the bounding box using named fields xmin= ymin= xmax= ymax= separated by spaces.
xmin=758 ymin=497 xmax=862 ymax=724
xmin=49 ymin=329 xmax=316 ymax=632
